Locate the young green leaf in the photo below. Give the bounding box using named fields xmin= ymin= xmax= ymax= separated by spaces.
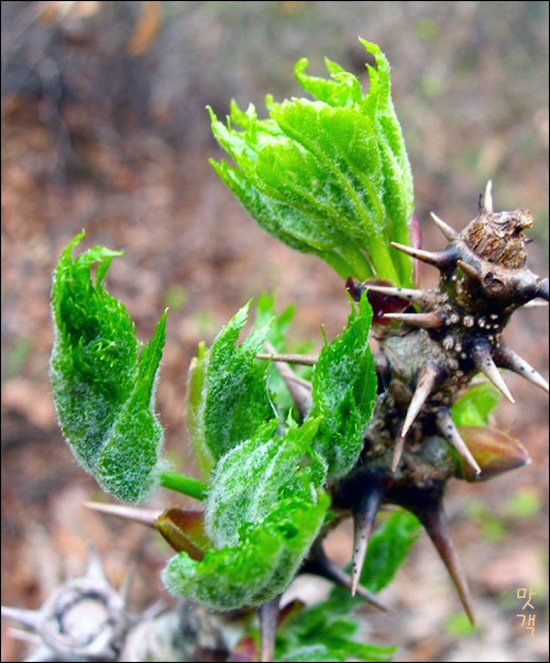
xmin=50 ymin=233 xmax=167 ymax=503
xmin=164 ymin=412 xmax=330 ymax=611
xmin=186 ymin=301 xmax=277 ymax=478
xmin=309 ymin=293 xmax=377 ymax=479
xmin=162 ymin=488 xmax=330 ymax=611
xmin=210 ymin=39 xmax=414 ymax=286
xmin=205 ymin=417 xmax=326 ymax=548
xmin=275 ymin=600 xmax=397 ymax=662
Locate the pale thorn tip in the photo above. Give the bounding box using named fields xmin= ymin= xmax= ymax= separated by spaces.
xmin=436 ymin=410 xmax=481 ymax=475
xmin=365 ymin=283 xmax=434 ymax=308
xmin=430 ymin=212 xmax=457 ymax=240
xmin=472 ymin=345 xmax=515 ymax=404
xmin=383 ymin=311 xmax=443 ymax=330
xmin=494 ymin=344 xmax=549 ymax=395
xmin=390 ymin=242 xmax=449 ymax=268
xmin=391 ymin=436 xmax=405 ymax=472
xmin=456 ymin=259 xmax=480 ymax=282
xmin=1 ymin=605 xmax=42 ymax=630
xmin=83 ymin=501 xmax=160 ymax=527
xmin=401 ymin=364 xmax=439 ymax=441
xmin=521 ymin=299 xmax=548 ymax=308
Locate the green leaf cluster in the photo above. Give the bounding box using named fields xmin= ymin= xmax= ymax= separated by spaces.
xmin=205 ymin=417 xmax=326 ymax=548
xmin=210 ymin=39 xmax=414 ymax=286
xmin=167 ymin=293 xmax=378 ymax=610
xmin=50 ymin=233 xmax=166 ymax=503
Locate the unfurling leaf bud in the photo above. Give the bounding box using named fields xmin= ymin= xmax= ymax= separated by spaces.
xmin=454 ymin=426 xmax=531 ymax=482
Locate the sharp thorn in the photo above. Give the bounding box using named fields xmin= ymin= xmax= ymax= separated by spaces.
xmin=472 ymin=343 xmax=515 ymax=403
xmin=259 ymin=596 xmax=280 ymax=663
xmin=430 ymin=212 xmax=457 ymax=240
xmin=83 ymin=501 xmax=160 ymax=527
xmin=392 ymin=436 xmax=406 ymax=472
xmin=264 ymin=341 xmax=312 ymax=419
xmin=302 ymin=542 xmax=389 ymax=612
xmin=521 ymin=299 xmax=549 ymax=308
xmin=83 ymin=545 xmax=111 ymax=589
xmin=1 ymin=606 xmax=42 ymax=630
xmin=401 ymin=363 xmax=440 ymax=440
xmin=365 ymin=284 xmax=435 ymax=308
xmin=383 ymin=311 xmax=444 ymax=330
xmin=351 ymin=488 xmax=383 ymax=597
xmin=414 ymin=492 xmax=476 ymax=625
xmin=6 ymin=627 xmax=43 ymax=646
xmin=485 ymin=181 xmax=494 ymax=214
xmin=456 ymin=259 xmax=481 ymax=283
xmin=493 ymin=344 xmax=549 ymax=394
xmin=256 ymin=352 xmax=318 ymax=365
xmin=391 ymin=242 xmax=455 ymax=270
xmin=436 ymin=410 xmax=481 ymax=475
xmin=536 ymin=278 xmax=549 ymax=302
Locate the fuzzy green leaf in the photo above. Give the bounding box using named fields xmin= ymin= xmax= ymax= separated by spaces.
xmin=210 ymin=39 xmax=414 ymax=286
xmin=186 ymin=301 xmax=277 ymax=478
xmin=206 ymin=417 xmax=326 ymax=548
xmin=50 ymin=233 xmax=166 ymax=503
xmin=162 ymin=488 xmax=330 ymax=611
xmin=310 ymin=293 xmax=377 ymax=479
xmin=164 ymin=412 xmax=330 ymax=610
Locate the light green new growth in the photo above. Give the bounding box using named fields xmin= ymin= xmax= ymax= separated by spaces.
xmin=166 ymin=292 xmax=380 ymax=611
xmin=210 ymin=39 xmax=414 ymax=287
xmin=310 ymin=292 xmax=377 ymax=479
xmin=49 ymin=37 xmax=425 ymax=631
xmin=163 ymin=416 xmax=330 ymax=611
xmin=50 ymin=233 xmax=167 ymax=503
xmin=162 ymin=486 xmax=330 ymax=611
xmin=451 ymin=381 xmax=501 ymax=427
xmin=186 ymin=301 xmax=277 ymax=478
xmin=205 ymin=416 xmax=326 ymax=548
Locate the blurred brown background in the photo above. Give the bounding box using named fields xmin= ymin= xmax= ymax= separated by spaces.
xmin=1 ymin=2 xmax=548 ymax=661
